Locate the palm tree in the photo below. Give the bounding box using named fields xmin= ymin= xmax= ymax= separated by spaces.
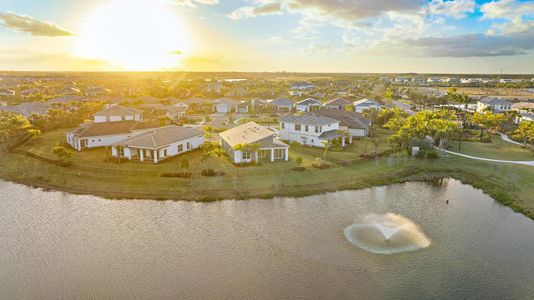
xmin=321 ymin=140 xmax=332 ymax=159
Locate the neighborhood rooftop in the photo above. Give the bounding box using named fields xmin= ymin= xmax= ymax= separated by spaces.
xmin=69 ymin=121 xmax=157 ymax=138
xmin=113 ymin=125 xmax=202 ymax=149
xmin=313 ymin=109 xmax=371 ymax=129
xmin=279 ymin=113 xmax=339 ymax=126
xmin=478 ymin=97 xmax=512 ymax=105
xmin=219 ymin=122 xmax=274 ymax=148
xmin=93 ymin=105 xmax=143 ymax=116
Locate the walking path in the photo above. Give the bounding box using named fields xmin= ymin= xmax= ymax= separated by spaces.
xmin=439 ymin=148 xmax=534 ymax=167
xmin=498 ymin=132 xmax=523 ymax=146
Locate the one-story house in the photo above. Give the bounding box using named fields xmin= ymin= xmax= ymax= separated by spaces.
xmin=353 ymin=98 xmax=383 ymax=113
xmin=66 ymin=121 xmax=157 ymax=151
xmin=267 ymin=98 xmax=294 ymax=111
xmin=322 ymin=97 xmax=351 ymax=110
xmin=213 ymin=98 xmax=240 ymax=113
xmin=219 ymin=122 xmax=288 ymax=164
xmin=476 ymin=97 xmax=513 ymax=112
xmin=111 ymin=125 xmax=204 ymax=163
xmin=0 ymin=102 xmax=49 ymax=117
xmin=296 ymin=98 xmax=322 ymax=112
xmin=93 ymin=105 xmax=143 ymax=123
xmin=314 ymin=109 xmax=371 ymax=140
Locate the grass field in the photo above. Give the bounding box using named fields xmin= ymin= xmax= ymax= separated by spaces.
xmin=449 ymin=134 xmax=534 ymax=161
xmin=4 ymin=127 xmax=534 ymax=220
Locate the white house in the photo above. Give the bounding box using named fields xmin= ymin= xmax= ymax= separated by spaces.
xmin=66 ymin=121 xmax=157 ymax=151
xmin=280 ymin=113 xmax=344 ymax=148
xmin=476 ymin=97 xmax=513 ymax=112
xmin=314 ymin=109 xmax=370 ymax=140
xmin=93 ymin=105 xmax=143 ymax=123
xmin=322 ymin=97 xmax=351 ymax=110
xmin=219 ymin=122 xmax=288 ymax=164
xmin=290 ymin=81 xmax=315 ymax=90
xmin=85 ymin=86 xmax=111 ymax=97
xmin=512 ymin=102 xmax=534 ymax=123
xmin=213 ymin=98 xmax=239 ymax=113
xmin=296 ymin=98 xmax=321 ymax=112
xmin=353 ymin=98 xmax=382 ymax=113
xmin=111 ymin=125 xmax=204 ymax=163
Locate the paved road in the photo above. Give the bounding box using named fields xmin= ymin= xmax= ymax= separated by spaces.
xmin=498 ymin=132 xmax=523 ymax=146
xmin=439 ymin=148 xmax=534 ymax=167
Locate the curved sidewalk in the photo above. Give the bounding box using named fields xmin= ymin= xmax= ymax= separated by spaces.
xmin=439 ymin=148 xmax=534 ymax=167
xmin=498 ymin=132 xmax=523 ymax=146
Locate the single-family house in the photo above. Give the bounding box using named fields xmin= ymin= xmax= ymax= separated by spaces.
xmin=66 ymin=121 xmax=157 ymax=151
xmin=111 ymin=125 xmax=203 ymax=163
xmin=296 ymin=98 xmax=321 ymax=112
xmin=476 ymin=97 xmax=513 ymax=112
xmin=85 ymin=86 xmax=111 ymax=97
xmin=268 ymin=98 xmax=294 ymax=111
xmin=290 ymin=81 xmax=315 ymax=90
xmin=60 ymin=86 xmax=81 ymax=96
xmin=314 ymin=109 xmax=370 ymax=140
xmin=219 ymin=122 xmax=288 ymax=163
xmin=213 ymin=98 xmax=239 ymax=113
xmin=0 ymin=102 xmax=49 ymax=117
xmin=512 ymin=102 xmax=534 ymax=123
xmin=235 ymin=101 xmax=251 ymax=113
xmin=138 ymin=104 xmax=186 ymax=122
xmin=353 ymin=98 xmax=383 ymax=113
xmin=279 ymin=113 xmax=345 ymax=147
xmin=20 ymin=88 xmax=39 ymax=98
xmin=174 ymin=101 xmax=189 ymax=111
xmin=93 ymin=105 xmax=143 ymax=123
xmin=322 ymin=97 xmax=351 ymax=110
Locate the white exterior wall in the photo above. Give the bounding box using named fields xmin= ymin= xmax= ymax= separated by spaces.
xmin=70 ymin=128 xmax=154 ymax=151
xmin=157 ymin=135 xmax=204 ymax=160
xmin=355 ymin=104 xmax=381 ymax=113
xmin=280 ymin=121 xmax=339 ymax=147
xmin=94 ymin=114 xmax=142 ymax=123
xmin=214 ymin=103 xmax=228 ymax=113
xmin=94 ymin=116 xmax=107 ymax=123
xmin=348 ymin=128 xmax=367 ymax=137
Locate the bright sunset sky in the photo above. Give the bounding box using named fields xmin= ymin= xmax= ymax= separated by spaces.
xmin=0 ymin=0 xmax=533 ymax=73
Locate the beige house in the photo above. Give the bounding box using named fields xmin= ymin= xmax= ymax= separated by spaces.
xmin=219 ymin=122 xmax=288 ymax=164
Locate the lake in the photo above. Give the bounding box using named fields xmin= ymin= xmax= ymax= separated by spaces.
xmin=0 ymin=179 xmax=533 ymax=299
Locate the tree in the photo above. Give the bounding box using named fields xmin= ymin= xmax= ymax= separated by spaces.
xmin=367 ymin=137 xmax=379 ymax=157
xmin=471 ymin=112 xmax=507 ymax=141
xmin=295 ymin=156 xmax=303 ymax=166
xmin=321 ymin=140 xmax=332 ymax=159
xmin=180 ymin=157 xmax=190 ymax=173
xmin=512 ymin=121 xmax=534 ymax=149
xmin=52 ymin=145 xmax=73 ymax=167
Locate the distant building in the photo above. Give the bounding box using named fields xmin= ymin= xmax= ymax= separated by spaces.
xmin=0 ymin=88 xmax=15 ymax=97
xmin=290 ymin=81 xmax=315 ymax=90
xmin=353 ymin=98 xmax=383 ymax=113
xmin=213 ymin=98 xmax=240 ymax=113
xmin=476 ymin=97 xmax=513 ymax=112
xmin=93 ymin=105 xmax=143 ymax=123
xmin=0 ymin=102 xmax=49 ymax=117
xmin=314 ymin=109 xmax=370 ymax=139
xmin=85 ymin=86 xmax=111 ymax=97
xmin=219 ymin=122 xmax=288 ymax=163
xmin=268 ymin=98 xmax=294 ymax=111
xmin=296 ymin=98 xmax=321 ymax=112
xmin=322 ymin=97 xmax=351 ymax=110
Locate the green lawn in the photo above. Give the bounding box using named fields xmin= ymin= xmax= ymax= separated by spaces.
xmin=449 ymin=134 xmax=534 ymax=161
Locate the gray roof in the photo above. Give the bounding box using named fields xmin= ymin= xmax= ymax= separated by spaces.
xmin=214 ymin=98 xmax=240 ymax=106
xmin=70 ymin=121 xmax=157 ymax=138
xmin=478 ymin=97 xmax=512 ymax=105
xmin=353 ymin=98 xmax=381 ymax=107
xmin=314 ymin=109 xmax=370 ymax=129
xmin=323 ymin=97 xmax=351 ymax=107
xmin=0 ymin=102 xmax=49 ymax=117
xmin=268 ymin=98 xmax=294 ymax=107
xmin=319 ymin=130 xmax=340 ymax=140
xmin=94 ymin=105 xmax=143 ymax=117
xmin=114 ymin=125 xmax=202 ymax=149
xmin=297 ymin=98 xmax=321 ymax=106
xmin=279 ymin=113 xmax=339 ymax=126
xmin=219 ymin=122 xmax=275 ymax=148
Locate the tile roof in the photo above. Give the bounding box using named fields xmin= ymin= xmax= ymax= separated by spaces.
xmin=219 ymin=122 xmax=275 ymax=148
xmin=114 ymin=125 xmax=203 ymax=149
xmin=314 ymin=109 xmax=370 ymax=129
xmin=94 ymin=105 xmax=143 ymax=117
xmin=279 ymin=113 xmax=339 ymax=126
xmin=71 ymin=121 xmax=158 ymax=138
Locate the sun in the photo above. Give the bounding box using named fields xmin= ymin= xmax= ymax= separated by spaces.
xmin=75 ymin=0 xmax=189 ymax=71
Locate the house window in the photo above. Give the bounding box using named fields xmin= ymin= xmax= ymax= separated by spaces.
xmin=305 ymin=125 xmax=309 ymax=132
xmin=187 ymin=142 xmax=191 ymax=150
xmin=258 ymin=150 xmax=268 ymax=159
xmin=315 ymin=126 xmax=319 ymax=133
xmin=163 ymin=149 xmax=167 ymax=157
xmin=242 ymin=151 xmax=251 ymax=160
xmin=178 ymin=144 xmax=183 ymax=152
xmin=119 ymin=148 xmax=125 ymax=156
xmin=274 ymin=149 xmax=285 ymax=159
xmin=281 ymin=123 xmax=285 ymax=129
xmin=295 ymin=124 xmax=301 ymax=131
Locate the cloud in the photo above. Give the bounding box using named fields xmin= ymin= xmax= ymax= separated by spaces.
xmin=428 ymin=0 xmax=475 ymax=19
xmin=480 ymin=0 xmax=534 ymax=20
xmin=0 ymin=48 xmax=107 ymax=70
xmin=0 ymin=11 xmax=75 ymax=36
xmin=175 ymin=0 xmax=219 ymax=6
xmin=406 ymin=29 xmax=534 ymax=57
xmin=228 ymin=2 xmax=282 ymax=20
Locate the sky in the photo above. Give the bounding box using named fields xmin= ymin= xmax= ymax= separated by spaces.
xmin=0 ymin=0 xmax=533 ymax=73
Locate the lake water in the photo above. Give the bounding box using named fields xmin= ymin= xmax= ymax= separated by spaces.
xmin=0 ymin=179 xmax=533 ymax=299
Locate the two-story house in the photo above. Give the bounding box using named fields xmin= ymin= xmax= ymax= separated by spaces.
xmin=279 ymin=113 xmax=343 ymax=148
xmin=93 ymin=105 xmax=143 ymax=123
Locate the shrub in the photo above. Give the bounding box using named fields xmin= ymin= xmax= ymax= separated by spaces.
xmin=201 ymin=169 xmax=225 ymax=176
xmin=295 ymin=156 xmax=303 ymax=166
xmin=415 ymin=149 xmax=439 ymax=159
xmin=161 ymin=172 xmax=192 ymax=178
xmin=291 ymin=166 xmax=306 ymax=171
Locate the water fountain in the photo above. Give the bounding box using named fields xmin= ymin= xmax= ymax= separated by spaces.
xmin=344 ymin=213 xmax=431 ymax=254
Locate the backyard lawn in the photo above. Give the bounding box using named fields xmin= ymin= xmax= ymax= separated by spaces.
xmin=449 ymin=134 xmax=534 ymax=161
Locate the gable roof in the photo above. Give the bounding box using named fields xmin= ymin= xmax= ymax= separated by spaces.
xmin=279 ymin=113 xmax=339 ymax=126
xmin=478 ymin=97 xmax=512 ymax=106
xmin=353 ymin=98 xmax=381 ymax=106
xmin=512 ymin=102 xmax=534 ymax=110
xmin=297 ymin=98 xmax=321 ymax=106
xmin=268 ymin=98 xmax=294 ymax=107
xmin=70 ymin=121 xmax=157 ymax=138
xmin=314 ymin=109 xmax=370 ymax=129
xmin=219 ymin=122 xmax=274 ymax=148
xmin=114 ymin=125 xmax=202 ymax=149
xmin=323 ymin=97 xmax=351 ymax=107
xmin=94 ymin=105 xmax=143 ymax=117
xmin=0 ymin=102 xmax=49 ymax=117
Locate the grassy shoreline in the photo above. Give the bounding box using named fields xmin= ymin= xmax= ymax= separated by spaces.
xmin=1 ymin=151 xmax=533 ymax=220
